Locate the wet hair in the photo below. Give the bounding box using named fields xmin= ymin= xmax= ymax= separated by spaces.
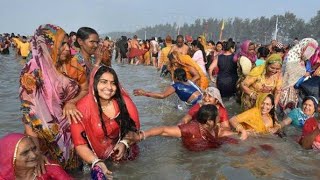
xmin=272 ymin=46 xmax=285 ymax=53
xmin=224 ymin=40 xmax=235 ymax=51
xmin=257 ymin=46 xmax=270 ymax=58
xmin=197 ymin=104 xmax=218 ymax=124
xmin=208 ymin=40 xmax=215 ymax=46
xmin=173 ymin=68 xmax=187 ymax=82
xmin=69 ymin=31 xmax=76 ymax=37
xmin=93 ymin=66 xmax=137 ymax=139
xmin=74 ymin=27 xmax=98 ymax=48
xmin=176 ymin=35 xmax=184 ymax=40
xmin=104 ymin=36 xmax=110 ymax=40
xmin=133 ymin=35 xmax=138 ymax=39
xmin=216 ymin=41 xmax=223 ymax=46
xmin=302 ymin=96 xmax=318 ymax=112
xmin=191 ymin=40 xmax=207 ymax=63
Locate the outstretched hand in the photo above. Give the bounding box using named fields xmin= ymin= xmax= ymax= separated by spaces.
xmin=133 ymin=89 xmax=145 ymax=96
xmin=124 ymin=131 xmax=141 ymax=143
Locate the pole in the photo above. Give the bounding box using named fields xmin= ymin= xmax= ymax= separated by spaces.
xmin=144 ymin=30 xmax=146 ymax=40
xmin=219 ymin=19 xmax=224 ymax=41
xmin=274 ymin=16 xmax=278 ymax=40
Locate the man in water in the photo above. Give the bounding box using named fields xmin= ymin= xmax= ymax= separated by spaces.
xmin=128 ymin=35 xmax=145 ymax=65
xmin=170 ymin=35 xmax=189 ymax=55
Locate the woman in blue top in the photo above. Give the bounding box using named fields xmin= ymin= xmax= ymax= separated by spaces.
xmin=133 ymin=68 xmax=202 ymax=106
xmin=280 ymin=96 xmax=318 ymax=128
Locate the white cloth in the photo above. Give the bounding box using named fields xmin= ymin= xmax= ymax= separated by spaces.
xmin=192 ymin=50 xmax=207 ymax=75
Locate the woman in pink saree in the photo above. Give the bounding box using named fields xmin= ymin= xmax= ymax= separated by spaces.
xmin=19 ymin=24 xmax=89 ymax=169
xmin=0 ymin=133 xmax=72 ymax=180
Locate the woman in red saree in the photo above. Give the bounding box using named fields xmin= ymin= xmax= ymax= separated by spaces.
xmin=0 ymin=133 xmax=72 ymax=180
xmin=71 ymin=66 xmax=140 ymax=176
xmin=127 ymin=105 xmax=237 ymax=152
xmin=300 ymin=117 xmax=320 ymax=150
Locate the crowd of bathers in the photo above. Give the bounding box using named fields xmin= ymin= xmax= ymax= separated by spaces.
xmin=0 ymin=24 xmax=319 ymax=179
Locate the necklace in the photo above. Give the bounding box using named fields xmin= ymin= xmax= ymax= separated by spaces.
xmin=101 ymin=106 xmax=108 ymax=112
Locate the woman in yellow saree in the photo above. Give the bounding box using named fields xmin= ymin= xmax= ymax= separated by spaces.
xmin=240 ymin=54 xmax=282 ymax=110
xmin=230 ymin=93 xmax=281 ymax=140
xmin=168 ymin=51 xmax=209 ymax=90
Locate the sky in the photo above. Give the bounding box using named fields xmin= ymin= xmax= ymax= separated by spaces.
xmin=1 ymin=0 xmax=319 ymax=35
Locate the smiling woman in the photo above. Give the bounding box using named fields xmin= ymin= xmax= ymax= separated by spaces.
xmin=0 ymin=133 xmax=71 ymax=180
xmin=240 ymin=54 xmax=283 ymax=110
xmin=280 ymin=96 xmax=318 ymax=128
xmin=71 ymin=66 xmax=140 ymax=178
xmin=229 ymin=93 xmax=281 ymax=140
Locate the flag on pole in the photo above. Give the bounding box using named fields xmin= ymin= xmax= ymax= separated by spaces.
xmin=219 ymin=19 xmax=225 ymax=41
xmin=221 ymin=19 xmax=225 ymax=31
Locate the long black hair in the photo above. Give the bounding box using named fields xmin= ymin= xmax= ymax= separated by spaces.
xmin=93 ymin=66 xmax=137 ymax=139
xmin=74 ymin=27 xmax=98 ymax=48
xmin=191 ymin=40 xmax=207 ymax=63
xmin=265 ymin=94 xmax=277 ymax=126
xmin=173 ymin=68 xmax=188 ymax=82
xmin=197 ymin=104 xmax=218 ymax=124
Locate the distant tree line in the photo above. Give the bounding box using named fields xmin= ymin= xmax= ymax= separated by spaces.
xmin=107 ymin=10 xmax=320 ymax=44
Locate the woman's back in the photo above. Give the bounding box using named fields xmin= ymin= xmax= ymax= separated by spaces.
xmin=217 ymin=54 xmax=237 ymax=76
xmin=172 ymin=82 xmax=198 ymax=102
xmin=217 ymin=54 xmax=238 ymax=97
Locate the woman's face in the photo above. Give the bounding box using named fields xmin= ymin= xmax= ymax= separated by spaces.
xmin=71 ymin=35 xmax=76 ymax=42
xmin=207 ymin=43 xmax=215 ymax=50
xmin=206 ymin=114 xmax=219 ymax=130
xmin=202 ymin=93 xmax=218 ymax=105
xmin=15 ymin=138 xmax=38 ymax=170
xmin=248 ymin=44 xmax=256 ymax=55
xmin=302 ymin=99 xmax=316 ymax=116
xmin=78 ymin=33 xmax=99 ymax=55
xmin=97 ymin=72 xmax=117 ymax=102
xmin=260 ymin=96 xmax=274 ymax=115
xmin=58 ymin=35 xmax=71 ymax=61
xmin=266 ymin=62 xmax=282 ymax=76
xmin=216 ymin=44 xmax=222 ymax=52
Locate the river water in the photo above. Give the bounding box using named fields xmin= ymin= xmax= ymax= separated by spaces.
xmin=0 ymin=52 xmax=319 ymax=180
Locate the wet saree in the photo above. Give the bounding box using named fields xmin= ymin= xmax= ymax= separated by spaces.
xmin=19 ymin=24 xmax=81 ymax=169
xmin=71 ymin=66 xmax=140 ymax=160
